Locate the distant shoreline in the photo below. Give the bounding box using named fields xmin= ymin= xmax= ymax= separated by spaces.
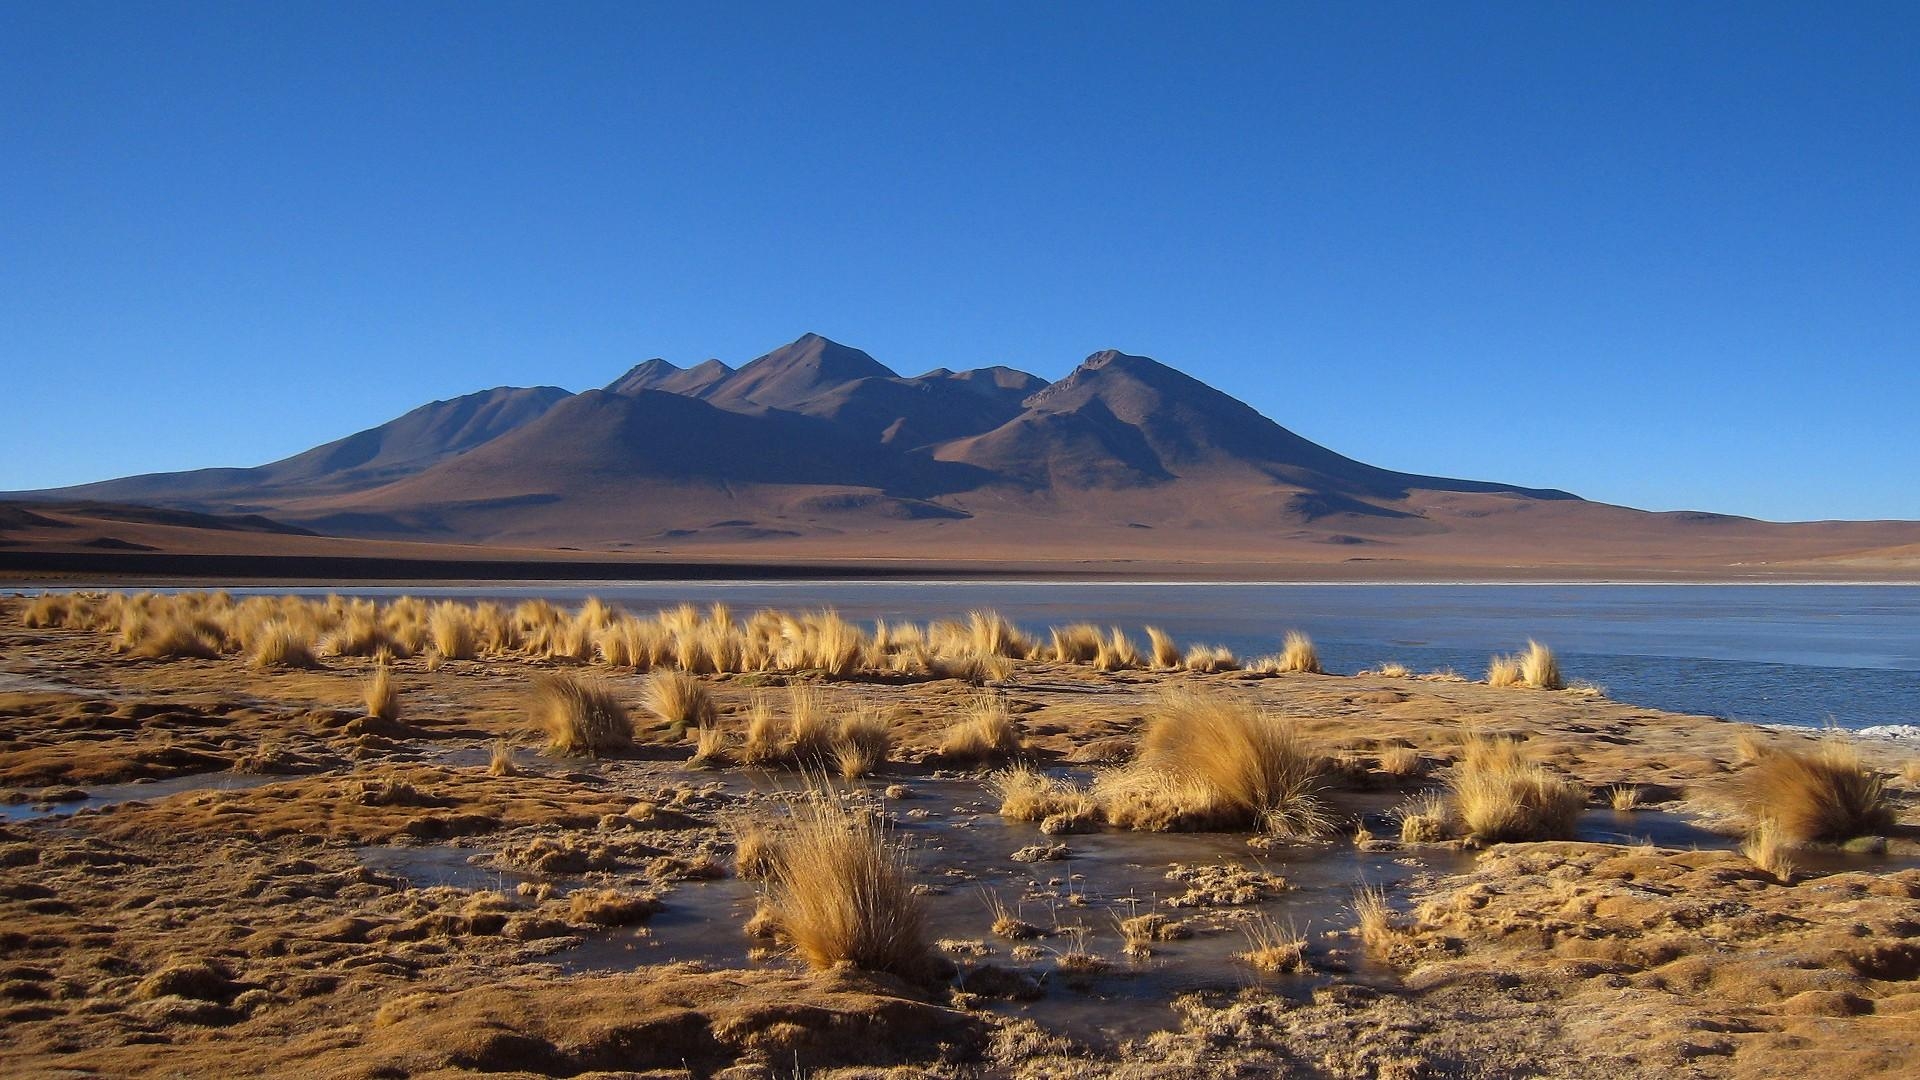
xmin=3 ymin=549 xmax=1917 ymax=588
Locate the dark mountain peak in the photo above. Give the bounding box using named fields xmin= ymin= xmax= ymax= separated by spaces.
xmin=705 ymin=333 xmax=897 ymax=409
xmin=1022 ymin=349 xmax=1222 ymax=418
xmin=605 ymin=358 xmax=681 ymax=394
xmin=609 ymin=357 xmax=734 ymax=398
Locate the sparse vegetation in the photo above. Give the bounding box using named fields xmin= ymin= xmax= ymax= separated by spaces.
xmin=1742 ymin=818 xmax=1795 ymax=881
xmin=533 ymin=672 xmax=632 ymax=757
xmin=1273 ymin=631 xmax=1322 ymax=674
xmin=1144 ymin=625 xmax=1181 ymax=669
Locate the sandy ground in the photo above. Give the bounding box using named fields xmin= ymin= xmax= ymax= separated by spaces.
xmin=2 ymin=604 xmax=1918 ymax=1078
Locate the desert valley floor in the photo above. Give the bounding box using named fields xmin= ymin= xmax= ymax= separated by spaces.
xmin=2 ymin=593 xmax=1918 ymax=1079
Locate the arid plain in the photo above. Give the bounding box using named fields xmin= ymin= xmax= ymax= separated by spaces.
xmin=2 ymin=592 xmax=1917 ymax=1079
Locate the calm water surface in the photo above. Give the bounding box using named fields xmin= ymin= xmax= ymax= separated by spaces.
xmin=157 ymin=582 xmax=1919 ymax=731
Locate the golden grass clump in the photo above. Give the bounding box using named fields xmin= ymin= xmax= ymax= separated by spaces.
xmin=1448 ymin=733 xmax=1585 ymax=842
xmin=740 ymin=694 xmax=785 ymax=767
xmin=1353 ymin=885 xmax=1399 ymax=956
xmin=1236 ymin=914 xmax=1309 ymax=973
xmin=428 ymin=602 xmax=478 ymax=660
xmin=991 ymin=767 xmax=1101 ymax=826
xmin=1741 ymin=817 xmax=1795 ymax=881
xmin=363 ymin=662 xmax=399 ymax=722
xmin=1274 ymin=631 xmax=1323 ymax=674
xmin=786 ymin=685 xmax=835 ymax=764
xmin=1371 ymin=661 xmax=1412 ymax=678
xmin=966 ymin=609 xmax=1028 ymax=658
xmin=1094 ymin=627 xmax=1143 ymax=671
xmin=1376 ymin=746 xmax=1423 ymax=779
xmin=732 ymin=818 xmax=779 ymax=879
xmin=1398 ymin=791 xmax=1450 ymax=843
xmin=1486 ymin=653 xmax=1523 ymax=687
xmin=1144 ymin=626 xmax=1182 ymax=670
xmin=832 ymin=708 xmax=891 ymax=779
xmin=1740 ymin=735 xmax=1892 ymax=843
xmin=642 ymin=668 xmax=716 ymax=736
xmin=1520 ymin=640 xmax=1564 ymax=690
xmin=762 ymin=796 xmax=930 ymax=978
xmin=937 ymin=694 xmax=1023 ymax=763
xmin=1097 ymin=687 xmax=1326 ymax=835
xmin=1049 ymin=624 xmax=1104 ymax=664
xmin=533 ymin=672 xmax=633 ymax=757
xmin=689 ymin=722 xmax=731 ymax=768
xmin=1608 ymin=785 xmax=1642 ymax=811
xmin=1182 ymin=644 xmax=1239 ymax=673
xmin=124 ymin=613 xmax=225 ymax=660
xmin=248 ymin=620 xmax=319 ymax=670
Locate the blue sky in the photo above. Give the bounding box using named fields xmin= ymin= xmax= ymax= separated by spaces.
xmin=3 ymin=2 xmax=1915 ymax=521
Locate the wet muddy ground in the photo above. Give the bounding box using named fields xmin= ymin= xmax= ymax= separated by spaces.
xmin=2 ymin=602 xmax=1919 ymax=1078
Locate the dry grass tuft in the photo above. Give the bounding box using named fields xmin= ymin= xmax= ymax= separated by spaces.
xmin=487 ymin=738 xmax=518 ymax=777
xmin=1741 ymin=817 xmax=1795 ymax=882
xmin=1353 ymin=885 xmax=1398 ymax=955
xmin=938 ymin=694 xmax=1023 ymax=763
xmin=1144 ymin=626 xmax=1182 ymax=670
xmin=1182 ymin=644 xmax=1240 ymax=673
xmin=533 ymin=672 xmax=632 ymax=757
xmin=1377 ymin=746 xmax=1423 ymax=779
xmin=991 ymin=767 xmax=1101 ymax=826
xmin=740 ymin=693 xmax=785 ymax=767
xmin=1236 ymin=914 xmax=1309 ymax=973
xmin=1372 ymin=661 xmax=1412 ymax=678
xmin=787 ymin=685 xmax=835 ymax=764
xmin=1520 ymin=640 xmax=1564 ymax=690
xmin=1449 ymin=733 xmax=1584 ymax=842
xmin=642 ymin=669 xmax=715 ymax=736
xmin=1274 ymin=631 xmax=1323 ymax=674
xmin=428 ymin=602 xmax=478 ymax=660
xmin=731 ymin=818 xmax=779 ymax=879
xmin=763 ymin=796 xmax=929 ymax=978
xmin=832 ymin=709 xmax=892 ymax=779
xmin=1608 ymin=785 xmax=1642 ymax=812
xmin=249 ymin=621 xmax=318 ymax=670
xmin=689 ymin=722 xmax=732 ymax=768
xmin=363 ymin=662 xmax=399 ymax=722
xmin=1486 ymin=653 xmax=1524 ymax=687
xmin=1097 ymin=687 xmax=1326 ymax=834
xmin=1397 ymin=791 xmax=1450 ymax=843
xmin=1740 ymin=735 xmax=1892 ymax=843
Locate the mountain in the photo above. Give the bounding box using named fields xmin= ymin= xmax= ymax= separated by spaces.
xmin=38 ymin=385 xmax=573 ymax=510
xmin=9 ymin=333 xmax=1918 ymax=577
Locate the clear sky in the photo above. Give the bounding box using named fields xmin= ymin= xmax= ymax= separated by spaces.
xmin=3 ymin=2 xmax=1915 ymax=521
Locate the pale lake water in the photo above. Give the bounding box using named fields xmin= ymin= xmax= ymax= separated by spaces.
xmin=174 ymin=581 xmax=1920 ymax=732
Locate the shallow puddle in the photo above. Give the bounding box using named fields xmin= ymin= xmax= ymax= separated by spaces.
xmin=0 ymin=771 xmax=279 ymax=822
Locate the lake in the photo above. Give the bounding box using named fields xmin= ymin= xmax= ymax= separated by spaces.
xmin=158 ymin=581 xmax=1920 ymax=731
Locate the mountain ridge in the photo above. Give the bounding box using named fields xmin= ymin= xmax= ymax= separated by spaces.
xmin=10 ymin=332 xmax=1914 ymax=575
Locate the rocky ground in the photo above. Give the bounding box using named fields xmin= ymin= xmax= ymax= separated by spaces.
xmin=2 ymin=601 xmax=1917 ymax=1079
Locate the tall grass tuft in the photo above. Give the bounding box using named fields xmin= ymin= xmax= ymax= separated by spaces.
xmin=1741 ymin=735 xmax=1892 ymax=843
xmin=363 ymin=662 xmax=399 ymax=722
xmin=787 ymin=685 xmax=835 ymax=764
xmin=1097 ymin=687 xmax=1326 ymax=834
xmin=428 ymin=602 xmax=478 ymax=660
xmin=1144 ymin=626 xmax=1182 ymax=670
xmin=533 ymin=672 xmax=633 ymax=757
xmin=1448 ymin=733 xmax=1584 ymax=841
xmin=1274 ymin=631 xmax=1323 ymax=674
xmin=832 ymin=708 xmax=891 ymax=779
xmin=642 ymin=668 xmax=715 ymax=737
xmin=1741 ymin=818 xmax=1795 ymax=881
xmin=249 ymin=620 xmax=319 ymax=670
xmin=1486 ymin=653 xmax=1524 ymax=687
xmin=1519 ymin=640 xmax=1564 ymax=690
xmin=938 ymin=694 xmax=1023 ymax=763
xmin=763 ymin=796 xmax=930 ymax=978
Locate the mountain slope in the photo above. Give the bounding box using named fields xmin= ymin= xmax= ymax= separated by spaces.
xmin=26 ymin=385 xmax=573 ymax=509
